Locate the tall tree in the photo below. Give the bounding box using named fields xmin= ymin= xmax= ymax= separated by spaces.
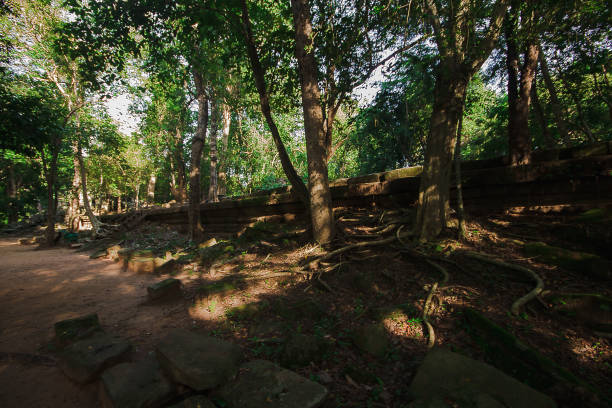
xmin=290 ymin=0 xmax=335 ymax=244
xmin=415 ymin=0 xmax=509 ymax=241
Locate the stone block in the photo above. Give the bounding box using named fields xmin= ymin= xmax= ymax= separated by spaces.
xmin=59 ymin=334 xmax=131 ymax=384
xmin=54 ymin=313 xmax=103 ymax=348
xmin=215 ymin=359 xmax=327 ymax=408
xmin=155 ymin=329 xmax=243 ymax=391
xmin=147 ymin=278 xmax=182 ymax=301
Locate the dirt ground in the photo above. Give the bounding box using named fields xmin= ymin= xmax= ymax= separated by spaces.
xmin=0 ymin=236 xmax=194 ymax=408
xmin=0 ymin=208 xmax=611 ymax=407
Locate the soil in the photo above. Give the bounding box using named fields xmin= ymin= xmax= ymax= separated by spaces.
xmin=0 ymin=208 xmax=611 ymax=407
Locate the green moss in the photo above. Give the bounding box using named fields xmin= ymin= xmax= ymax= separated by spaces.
xmin=523 ymin=242 xmax=610 ymax=279
xmin=226 ymin=303 xmax=262 ymax=320
xmin=198 ymin=280 xmax=240 ymax=296
xmin=384 ymin=166 xmax=423 ymax=181
xmin=577 ymin=208 xmax=610 ymax=223
xmin=54 ymin=314 xmax=102 ymax=348
xmin=463 ymin=308 xmax=598 ymax=394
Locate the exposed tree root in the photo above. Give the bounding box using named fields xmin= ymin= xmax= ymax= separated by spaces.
xmin=425 ymin=259 xmax=449 ymax=285
xmin=423 ymin=281 xmax=439 ymax=349
xmin=462 ymin=250 xmax=544 ymax=316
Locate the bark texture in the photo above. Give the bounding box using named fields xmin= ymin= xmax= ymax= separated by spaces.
xmin=290 ymin=0 xmax=335 ymax=244
xmin=241 ymin=0 xmax=309 ymax=207
xmin=189 ymin=69 xmax=208 ymax=241
xmin=539 ymin=48 xmax=570 ymax=144
xmin=208 ymin=99 xmax=220 ymax=202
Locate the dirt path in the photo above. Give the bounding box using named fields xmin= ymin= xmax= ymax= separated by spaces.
xmin=0 ymin=237 xmax=192 ymax=408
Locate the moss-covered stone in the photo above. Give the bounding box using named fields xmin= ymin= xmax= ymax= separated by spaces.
xmin=351 ymin=323 xmax=388 ymax=358
xmin=154 ymin=257 xmax=181 ymax=274
xmin=277 ymin=298 xmax=327 ymax=321
xmin=54 ymin=313 xmax=103 ymax=349
xmin=463 ymin=308 xmax=599 ymax=396
xmin=226 ymin=302 xmax=262 ymax=320
xmin=106 ymin=245 xmax=122 ymax=260
xmin=147 ymin=278 xmax=182 ymax=301
xmin=127 ymin=257 xmax=156 ymax=274
xmin=384 ymin=166 xmax=423 ymax=181
xmin=89 ymin=249 xmax=107 ymax=259
xmin=343 ymin=364 xmax=379 ymax=385
xmin=281 ymin=334 xmax=328 ymax=368
xmin=196 ymin=242 xmax=234 ymax=266
xmin=576 ymin=208 xmax=611 ymax=223
xmin=548 ymin=293 xmax=612 ymax=332
xmin=523 ymin=242 xmax=611 ymax=279
xmin=198 ymin=237 xmax=217 ymax=249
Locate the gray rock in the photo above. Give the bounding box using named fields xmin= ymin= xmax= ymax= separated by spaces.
xmin=215 ymin=360 xmax=328 ymax=408
xmin=54 ymin=313 xmax=103 ymax=348
xmin=408 ymin=348 xmax=556 ymax=408
xmin=99 ymin=359 xmax=174 ymax=408
xmin=281 ymin=334 xmax=327 ymax=368
xmin=147 ymin=278 xmax=182 ymax=301
xmin=351 ymin=323 xmax=388 ymax=358
xmin=59 ymin=334 xmax=131 ymax=384
xmin=166 ymin=395 xmax=216 ymax=408
xmin=155 ymin=329 xmax=242 ymax=391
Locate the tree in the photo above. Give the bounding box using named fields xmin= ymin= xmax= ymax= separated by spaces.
xmin=415 ymin=0 xmax=509 ymax=241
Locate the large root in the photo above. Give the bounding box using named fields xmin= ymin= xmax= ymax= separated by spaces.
xmin=462 ymin=250 xmax=544 ymax=316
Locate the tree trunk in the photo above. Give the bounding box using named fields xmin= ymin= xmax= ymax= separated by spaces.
xmin=76 ymin=140 xmax=103 ymax=233
xmin=147 ymin=173 xmax=156 ymax=204
xmin=290 ymin=0 xmax=335 ymax=244
xmin=208 ymin=99 xmax=220 ymax=202
xmin=563 ymin=79 xmax=595 ymax=142
xmin=117 ymin=195 xmax=122 ymax=214
xmin=538 ymin=49 xmax=570 ymax=145
xmin=416 ymin=73 xmax=468 ymax=241
xmin=507 ymin=2 xmax=539 ymax=166
xmin=531 ymin=74 xmax=555 ymax=148
xmin=454 ymin=97 xmax=467 ymax=240
xmin=43 ymin=136 xmax=61 ymax=246
xmin=189 ymin=69 xmax=208 ymax=241
xmin=135 ymin=184 xmax=140 ymax=210
xmin=7 ymin=162 xmax=18 ymax=224
xmin=173 ymin=126 xmax=188 ymax=203
xmin=241 ymin=0 xmax=310 ymax=207
xmin=67 ymin=150 xmax=81 ymax=230
xmin=505 ymin=7 xmax=519 ymax=159
xmin=218 ymin=103 xmax=230 ymax=197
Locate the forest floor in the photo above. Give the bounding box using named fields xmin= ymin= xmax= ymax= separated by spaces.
xmin=0 ymin=206 xmax=611 ymax=408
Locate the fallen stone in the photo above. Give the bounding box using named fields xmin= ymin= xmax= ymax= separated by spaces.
xmin=351 ymin=323 xmax=388 ymax=358
xmin=166 ymin=396 xmax=216 ymax=408
xmin=90 ymin=249 xmax=107 ymax=259
xmin=215 ymin=359 xmax=328 ymax=408
xmin=523 ymin=242 xmax=611 ymax=280
xmin=154 ymin=258 xmax=180 ymax=274
xmin=54 ymin=313 xmax=103 ymax=348
xmin=127 ymin=257 xmax=156 ymax=274
xmin=281 ymin=333 xmax=327 ymax=368
xmin=106 ymin=245 xmax=122 ymax=260
xmin=196 ymin=280 xmax=241 ymax=308
xmin=408 ymin=348 xmax=556 ymax=408
xmin=99 ymin=358 xmax=174 ymax=408
xmin=147 ymin=278 xmax=182 ymax=301
xmin=155 ymin=329 xmax=243 ymax=391
xmin=19 ymin=237 xmax=36 ymax=245
xmin=548 ymin=293 xmax=612 ymax=332
xmin=59 ymin=334 xmax=131 ymax=384
xmin=198 ymin=238 xmax=217 ymax=249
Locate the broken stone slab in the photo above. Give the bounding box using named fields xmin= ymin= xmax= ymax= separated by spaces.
xmin=54 ymin=313 xmax=103 ymax=348
xmin=155 ymin=329 xmax=243 ymax=391
xmin=523 ymin=242 xmax=611 ymax=280
xmin=215 ymin=359 xmax=328 ymax=408
xmin=106 ymin=245 xmax=122 ymax=260
xmin=99 ymin=358 xmax=174 ymax=408
xmin=90 ymin=249 xmax=107 ymax=259
xmin=408 ymin=348 xmax=556 ymax=408
xmin=59 ymin=334 xmax=131 ymax=384
xmin=351 ymin=323 xmax=388 ymax=358
xmin=546 ymin=293 xmax=612 ymax=332
xmin=147 ymin=278 xmax=182 ymax=302
xmin=19 ymin=237 xmax=36 ymax=245
xmin=198 ymin=237 xmax=217 ymax=249
xmin=196 ymin=279 xmax=242 ymax=308
xmin=154 ymin=258 xmax=181 ymax=275
xmin=281 ymin=334 xmax=328 ymax=368
xmin=127 ymin=256 xmax=156 ymax=274
xmin=166 ymin=395 xmax=216 ymax=408
xmin=463 ymin=309 xmax=600 ymax=396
